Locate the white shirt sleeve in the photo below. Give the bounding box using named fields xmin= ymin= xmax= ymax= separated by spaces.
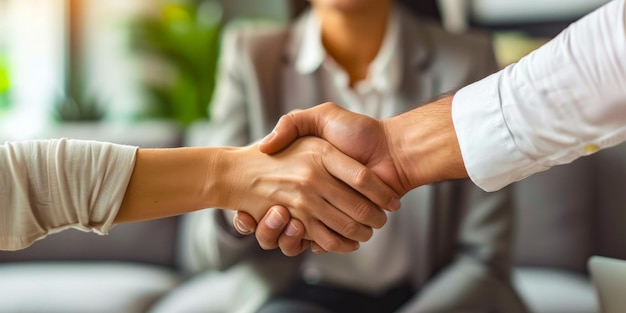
xmin=452 ymin=0 xmax=626 ymax=192
xmin=0 ymin=139 xmax=138 ymax=251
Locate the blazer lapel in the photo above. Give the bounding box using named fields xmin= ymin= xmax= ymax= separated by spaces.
xmin=281 ymin=11 xmax=326 ymax=114
xmin=395 ymin=8 xmax=440 ymax=115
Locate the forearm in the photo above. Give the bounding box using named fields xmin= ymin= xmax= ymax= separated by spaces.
xmin=116 ymin=146 xmax=231 ymax=223
xmin=382 ymin=95 xmax=468 ymax=190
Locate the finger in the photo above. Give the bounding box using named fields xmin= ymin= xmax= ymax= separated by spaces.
xmin=277 ymin=219 xmax=310 ymax=257
xmin=233 ymin=211 xmax=257 ymax=235
xmin=299 ymin=193 xmax=375 ymax=242
xmin=323 ymin=146 xmax=400 ymax=213
xmin=322 ymin=177 xmax=388 ymax=231
xmin=255 ymin=206 xmax=289 ymax=250
xmin=311 ymin=242 xmax=328 ymax=254
xmin=322 ymin=153 xmax=396 ymax=228
xmin=303 ymin=219 xmax=359 ymax=254
xmin=259 ymin=103 xmax=338 ymax=154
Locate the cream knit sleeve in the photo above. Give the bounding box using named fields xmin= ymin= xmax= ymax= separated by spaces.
xmin=0 ymin=139 xmax=138 ymax=251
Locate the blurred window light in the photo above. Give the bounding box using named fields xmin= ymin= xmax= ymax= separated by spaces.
xmin=470 ymin=0 xmax=611 ymax=24
xmin=0 ymin=0 xmax=65 ymax=138
xmin=81 ymin=0 xmax=155 ymax=121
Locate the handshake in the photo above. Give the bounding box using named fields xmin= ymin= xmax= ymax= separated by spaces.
xmin=218 ymin=96 xmax=469 ymax=256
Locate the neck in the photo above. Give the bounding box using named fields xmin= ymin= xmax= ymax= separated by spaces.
xmin=315 ymin=3 xmax=392 ymax=85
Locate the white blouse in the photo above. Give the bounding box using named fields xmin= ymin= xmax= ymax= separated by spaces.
xmin=0 ymin=139 xmax=137 ymax=250
xmin=452 ymin=0 xmax=626 ymax=191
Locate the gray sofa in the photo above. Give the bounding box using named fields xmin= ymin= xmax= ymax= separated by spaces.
xmin=0 ymin=219 xmax=181 ymax=313
xmin=511 ymin=142 xmax=626 ymax=313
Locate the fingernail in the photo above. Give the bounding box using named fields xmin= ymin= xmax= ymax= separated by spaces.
xmin=312 ymin=245 xmax=323 ymax=254
xmin=353 ymin=242 xmax=360 ymax=251
xmin=388 ymin=197 xmax=401 ymax=211
xmin=285 ymin=221 xmax=299 ymax=236
xmin=265 ymin=208 xmax=285 ymax=229
xmin=259 ymin=131 xmax=276 ymax=146
xmin=234 ymin=218 xmax=252 ymax=235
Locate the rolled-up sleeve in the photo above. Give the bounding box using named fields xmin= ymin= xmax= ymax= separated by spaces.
xmin=0 ymin=139 xmax=137 ymax=250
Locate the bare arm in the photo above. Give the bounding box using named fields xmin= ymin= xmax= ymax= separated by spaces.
xmin=117 ymin=137 xmax=397 ymax=253
xmin=1 ymin=138 xmax=397 ymax=252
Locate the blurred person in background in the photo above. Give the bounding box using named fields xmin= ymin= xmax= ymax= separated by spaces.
xmin=182 ymin=0 xmax=529 ymax=312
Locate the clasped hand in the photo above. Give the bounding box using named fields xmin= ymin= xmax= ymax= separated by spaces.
xmin=219 ymin=135 xmax=397 ymax=254
xmin=228 ymin=102 xmax=414 ymax=256
xmin=229 ymin=98 xmax=466 ymax=256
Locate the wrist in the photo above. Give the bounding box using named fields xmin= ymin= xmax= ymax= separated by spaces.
xmin=204 ymin=146 xmax=239 ymax=210
xmin=383 ymin=95 xmax=468 ymax=188
xmin=208 ymin=145 xmax=269 ymax=220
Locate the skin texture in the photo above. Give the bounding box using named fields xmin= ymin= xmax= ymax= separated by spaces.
xmin=234 ymin=97 xmax=468 ymax=254
xmin=116 ymin=136 xmax=398 ymax=253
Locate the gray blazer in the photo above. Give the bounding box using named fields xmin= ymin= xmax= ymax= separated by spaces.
xmin=182 ymin=8 xmax=529 ymax=313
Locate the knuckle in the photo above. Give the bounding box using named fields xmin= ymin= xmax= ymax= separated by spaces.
xmin=352 ymin=200 xmax=375 ymax=223
xmin=319 ymin=237 xmax=341 ymax=253
xmin=301 ymin=169 xmax=317 ymax=185
xmin=352 ymin=167 xmax=371 ymax=188
xmin=350 ymin=200 xmax=387 ymax=230
xmin=291 ymin=193 xmax=308 ymax=210
xmin=339 ymin=220 xmax=361 ymax=238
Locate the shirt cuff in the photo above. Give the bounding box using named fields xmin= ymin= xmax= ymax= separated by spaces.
xmin=451 ymin=71 xmax=550 ymax=192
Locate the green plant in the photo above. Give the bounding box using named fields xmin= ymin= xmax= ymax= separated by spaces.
xmin=129 ymin=0 xmax=223 ymax=127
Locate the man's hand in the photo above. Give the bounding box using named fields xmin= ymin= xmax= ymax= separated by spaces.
xmin=259 ymin=102 xmax=413 ymax=196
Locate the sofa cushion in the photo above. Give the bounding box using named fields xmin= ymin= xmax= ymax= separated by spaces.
xmin=0 ymin=218 xmax=179 ymax=267
xmin=513 ymin=267 xmax=599 ymax=313
xmin=150 ymin=260 xmax=298 ymax=313
xmin=0 ymin=262 xmax=179 ymax=313
xmin=591 ymin=143 xmax=626 ymax=260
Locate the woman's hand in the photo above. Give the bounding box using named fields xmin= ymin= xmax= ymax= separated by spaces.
xmin=214 ymin=136 xmax=398 ymax=253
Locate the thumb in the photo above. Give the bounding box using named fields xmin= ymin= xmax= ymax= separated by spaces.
xmin=233 ymin=211 xmax=258 ymax=236
xmin=258 ymin=103 xmax=335 ymax=154
xmin=258 ymin=114 xmax=300 ymax=154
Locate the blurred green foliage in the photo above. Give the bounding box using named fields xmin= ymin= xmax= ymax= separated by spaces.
xmin=0 ymin=53 xmax=10 ymax=112
xmin=130 ymin=0 xmax=223 ymax=127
